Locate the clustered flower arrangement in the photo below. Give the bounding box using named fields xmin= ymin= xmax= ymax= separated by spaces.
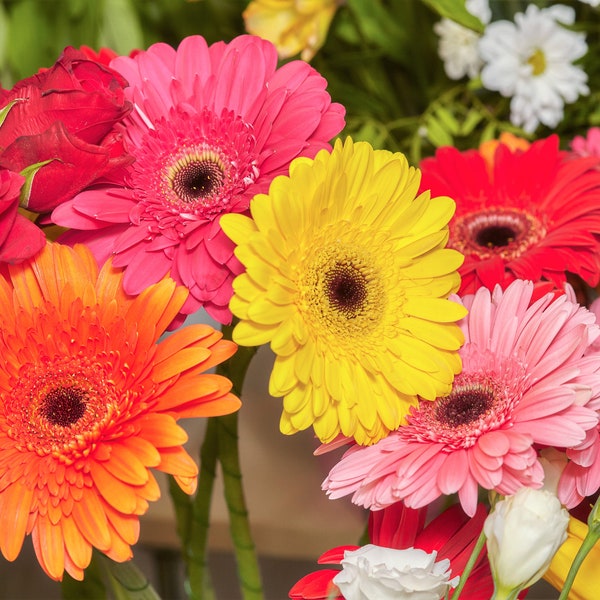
xmin=1 ymin=0 xmax=600 ymax=599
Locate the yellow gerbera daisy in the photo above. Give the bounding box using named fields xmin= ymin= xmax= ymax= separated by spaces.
xmin=221 ymin=137 xmax=466 ymax=445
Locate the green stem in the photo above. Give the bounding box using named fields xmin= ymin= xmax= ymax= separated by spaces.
xmin=218 ymin=412 xmax=263 ymax=600
xmin=186 ymin=417 xmax=220 ymax=600
xmin=450 ymin=527 xmax=487 ymax=600
xmin=215 ymin=325 xmax=261 ymax=600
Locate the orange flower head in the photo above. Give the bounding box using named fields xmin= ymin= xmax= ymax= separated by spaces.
xmin=0 ymin=243 xmax=239 ymax=581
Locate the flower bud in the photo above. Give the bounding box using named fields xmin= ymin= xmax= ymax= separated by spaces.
xmin=484 ymin=487 xmax=569 ymax=599
xmin=332 ymin=544 xmax=459 ymax=600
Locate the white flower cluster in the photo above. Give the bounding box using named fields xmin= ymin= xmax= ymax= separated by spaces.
xmin=434 ymin=2 xmax=589 ymax=133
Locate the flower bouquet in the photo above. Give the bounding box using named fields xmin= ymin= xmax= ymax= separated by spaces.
xmin=0 ymin=0 xmax=600 ymax=599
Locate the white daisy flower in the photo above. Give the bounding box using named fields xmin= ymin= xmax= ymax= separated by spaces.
xmin=479 ymin=4 xmax=589 ymax=133
xmin=434 ymin=0 xmax=491 ymax=80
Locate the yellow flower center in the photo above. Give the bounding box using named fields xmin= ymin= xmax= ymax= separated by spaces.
xmin=166 ymin=149 xmax=226 ymax=204
xmin=527 ymin=48 xmax=546 ymax=76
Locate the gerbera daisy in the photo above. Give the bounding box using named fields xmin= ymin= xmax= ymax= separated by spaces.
xmin=0 ymin=242 xmax=239 ymax=581
xmin=323 ymin=280 xmax=600 ymax=516
xmin=221 ymin=137 xmax=467 ymax=446
xmin=419 ymin=135 xmax=600 ymax=294
xmin=289 ymin=501 xmax=493 ymax=599
xmin=52 ymin=34 xmax=345 ymax=327
xmin=478 ymin=4 xmax=588 ymax=132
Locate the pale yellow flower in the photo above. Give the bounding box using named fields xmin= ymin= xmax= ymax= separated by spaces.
xmin=243 ymin=0 xmax=340 ymax=61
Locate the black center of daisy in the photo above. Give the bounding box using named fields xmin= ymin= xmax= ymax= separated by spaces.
xmin=435 ymin=388 xmax=493 ymax=427
xmin=475 ymin=225 xmax=515 ymax=248
xmin=42 ymin=386 xmax=87 ymax=427
xmin=172 ymin=161 xmax=224 ymax=202
xmin=324 ymin=262 xmax=367 ymax=317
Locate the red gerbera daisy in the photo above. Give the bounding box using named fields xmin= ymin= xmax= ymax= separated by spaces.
xmin=52 ymin=34 xmax=345 ymax=327
xmin=419 ymin=135 xmax=600 ymax=294
xmin=0 ymin=242 xmax=239 ymax=581
xmin=289 ymin=501 xmax=493 ymax=599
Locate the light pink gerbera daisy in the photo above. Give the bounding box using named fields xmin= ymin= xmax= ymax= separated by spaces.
xmin=52 ymin=35 xmax=345 ymax=326
xmin=323 ymin=280 xmax=600 ymax=516
xmin=557 ymin=296 xmax=600 ymax=508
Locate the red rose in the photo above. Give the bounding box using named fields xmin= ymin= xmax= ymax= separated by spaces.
xmin=0 ymin=169 xmax=45 ymax=263
xmin=0 ymin=47 xmax=132 ymax=212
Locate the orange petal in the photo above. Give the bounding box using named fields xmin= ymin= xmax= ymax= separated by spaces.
xmin=199 ymin=340 xmax=238 ymax=372
xmin=89 ymin=461 xmax=139 ymax=514
xmin=32 ymin=515 xmax=65 ymax=581
xmin=174 ymin=392 xmax=241 ymax=419
xmin=152 ymin=347 xmax=212 ymax=381
xmin=0 ymin=481 xmax=33 ymax=561
xmin=103 ymin=502 xmax=140 ymax=546
xmin=62 ymin=513 xmax=93 ymax=571
xmin=156 ymin=446 xmax=198 ymax=480
xmin=156 ymin=375 xmax=223 ymax=411
xmin=137 ymin=413 xmax=188 ymax=447
xmin=119 ymin=436 xmax=161 ymax=468
xmin=174 ymin=473 xmax=197 ymax=495
xmin=71 ymin=489 xmax=112 ymax=551
xmin=102 ymin=443 xmax=151 ymax=486
xmin=154 ymin=323 xmax=218 ymax=364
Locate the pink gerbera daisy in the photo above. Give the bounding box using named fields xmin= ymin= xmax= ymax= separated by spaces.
xmin=557 ymin=296 xmax=600 ymax=508
xmin=52 ymin=35 xmax=345 ymax=326
xmin=323 ymin=280 xmax=600 ymax=516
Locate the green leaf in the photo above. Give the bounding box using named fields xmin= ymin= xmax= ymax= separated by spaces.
xmin=18 ymin=159 xmax=56 ymax=209
xmin=420 ymin=0 xmax=485 ymax=33
xmin=424 ymin=114 xmax=454 ymax=147
xmin=62 ymin=555 xmax=107 ymax=600
xmin=98 ymin=554 xmax=161 ymax=600
xmin=99 ymin=0 xmax=145 ymax=54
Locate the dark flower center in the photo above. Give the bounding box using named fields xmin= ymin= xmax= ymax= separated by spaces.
xmin=434 ymin=387 xmax=493 ymax=427
xmin=325 ymin=262 xmax=368 ymax=317
xmin=475 ymin=225 xmax=515 ymax=248
xmin=451 ymin=208 xmax=545 ymax=261
xmin=42 ymin=386 xmax=87 ymax=427
xmin=171 ymin=160 xmax=224 ymax=203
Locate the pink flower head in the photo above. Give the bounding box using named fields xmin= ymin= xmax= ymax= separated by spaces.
xmin=557 ymin=296 xmax=600 ymax=507
xmin=571 ymin=127 xmax=600 ymax=159
xmin=52 ymin=34 xmax=345 ymax=326
xmin=323 ymin=280 xmax=600 ymax=516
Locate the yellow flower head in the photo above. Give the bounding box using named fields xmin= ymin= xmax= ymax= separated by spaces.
xmin=243 ymin=0 xmax=340 ymax=61
xmin=221 ymin=137 xmax=466 ymax=445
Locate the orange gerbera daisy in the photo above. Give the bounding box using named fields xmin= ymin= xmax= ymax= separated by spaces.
xmin=0 ymin=242 xmax=239 ymax=581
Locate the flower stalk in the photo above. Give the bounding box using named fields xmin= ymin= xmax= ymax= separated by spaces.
xmin=450 ymin=527 xmax=487 ymax=600
xmin=557 ymin=495 xmax=600 ymax=600
xmin=171 ymin=321 xmax=260 ymax=600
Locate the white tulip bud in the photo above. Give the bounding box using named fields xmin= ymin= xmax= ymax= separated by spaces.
xmin=484 ymin=487 xmax=569 ymax=599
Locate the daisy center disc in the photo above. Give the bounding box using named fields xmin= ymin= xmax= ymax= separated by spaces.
xmin=128 ymin=107 xmax=259 ymax=220
xmin=300 ymin=244 xmax=385 ymax=343
xmin=451 ymin=208 xmax=545 ymax=261
xmin=42 ymin=385 xmax=87 ymax=427
xmin=8 ymin=356 xmax=118 ymax=459
xmin=403 ymin=347 xmax=528 ymax=450
xmin=168 ymin=152 xmax=226 ymax=204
